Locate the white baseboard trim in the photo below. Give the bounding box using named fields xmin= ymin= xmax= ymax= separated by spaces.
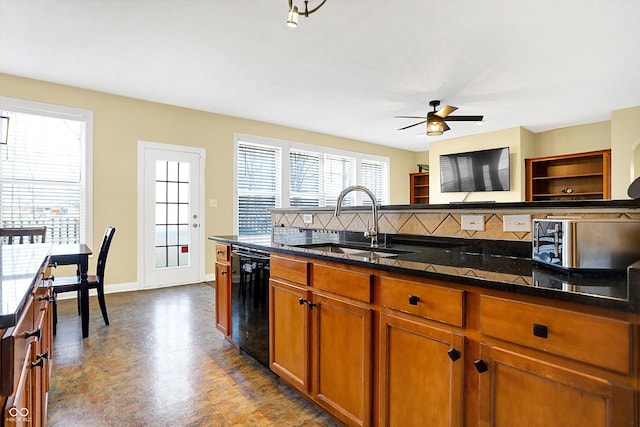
xmin=55 ymin=278 xmax=215 ymax=300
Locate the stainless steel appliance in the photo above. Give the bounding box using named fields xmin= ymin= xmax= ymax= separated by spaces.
xmin=532 ymin=218 xmax=640 ymax=270
xmin=230 ymin=245 xmax=270 ymax=367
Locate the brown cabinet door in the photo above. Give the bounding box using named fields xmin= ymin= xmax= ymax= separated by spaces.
xmin=378 ymin=313 xmax=464 ymax=427
xmin=313 ymin=294 xmax=373 ymax=427
xmin=269 ymin=278 xmax=310 ymax=393
xmin=4 ymin=341 xmax=35 ymax=427
xmin=214 ymin=261 xmax=231 ymax=337
xmin=477 ymin=344 xmax=633 ymax=427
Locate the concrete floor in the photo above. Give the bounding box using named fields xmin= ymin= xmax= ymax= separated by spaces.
xmin=48 ymin=282 xmax=339 ymax=426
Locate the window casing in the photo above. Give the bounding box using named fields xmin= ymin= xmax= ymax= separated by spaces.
xmin=234 ymin=135 xmax=390 ymax=236
xmin=0 ymin=97 xmax=93 ymax=246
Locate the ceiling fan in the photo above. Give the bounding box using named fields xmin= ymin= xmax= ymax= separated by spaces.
xmin=396 ymin=100 xmax=484 ymax=136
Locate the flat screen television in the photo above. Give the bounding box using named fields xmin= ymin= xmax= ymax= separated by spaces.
xmin=440 ymin=147 xmax=510 ymax=193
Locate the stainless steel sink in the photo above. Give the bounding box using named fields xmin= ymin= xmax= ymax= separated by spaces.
xmin=294 ymin=243 xmax=409 ymax=259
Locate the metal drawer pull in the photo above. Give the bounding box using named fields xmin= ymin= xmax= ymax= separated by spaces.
xmin=408 ymin=295 xmax=420 ymax=305
xmin=533 ymin=323 xmax=548 ymax=339
xmin=23 ymin=328 xmax=41 ymax=340
xmin=31 ymin=358 xmax=45 ymax=369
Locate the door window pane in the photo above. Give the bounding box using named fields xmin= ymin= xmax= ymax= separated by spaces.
xmin=155 ymin=160 xmax=190 ymax=268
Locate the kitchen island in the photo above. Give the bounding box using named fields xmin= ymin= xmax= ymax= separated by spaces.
xmin=210 ymin=195 xmax=640 ymax=427
xmin=0 ymin=244 xmax=54 ymax=426
xmin=211 ymin=221 xmax=640 ymax=426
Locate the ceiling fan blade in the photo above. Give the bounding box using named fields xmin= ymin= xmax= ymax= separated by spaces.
xmin=395 ymin=115 xmax=428 ymax=119
xmin=435 ymin=105 xmax=457 ymax=118
xmin=443 ymin=122 xmax=451 ymax=132
xmin=444 ymin=115 xmax=484 ymax=122
xmin=398 ymin=120 xmax=427 ymax=131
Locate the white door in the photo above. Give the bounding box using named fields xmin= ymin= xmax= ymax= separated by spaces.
xmin=139 ymin=142 xmax=205 ymax=288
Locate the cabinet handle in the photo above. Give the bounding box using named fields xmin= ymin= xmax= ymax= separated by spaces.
xmin=48 ymin=262 xmax=58 ymax=269
xmin=307 ymin=301 xmax=317 ymax=309
xmin=220 ymin=270 xmax=227 ymax=275
xmin=408 ymin=295 xmax=420 ymax=305
xmin=216 ymin=250 xmax=223 ymax=254
xmin=38 ymin=295 xmax=52 ymax=303
xmin=30 ymin=358 xmax=45 ymax=369
xmin=23 ymin=328 xmax=41 ymax=340
xmin=37 ymin=349 xmax=49 ymax=361
xmin=473 ymin=359 xmax=489 ymax=373
xmin=44 ymin=274 xmax=55 ymax=281
xmin=299 ymin=298 xmax=306 ymax=305
xmin=447 ymin=348 xmax=461 ymax=362
xmin=533 ymin=323 xmax=548 ymax=339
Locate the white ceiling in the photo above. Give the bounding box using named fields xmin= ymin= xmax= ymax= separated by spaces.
xmin=1 ymin=0 xmax=639 ymax=152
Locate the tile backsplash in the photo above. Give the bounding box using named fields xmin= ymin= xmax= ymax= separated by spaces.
xmin=272 ymin=206 xmax=640 ymax=242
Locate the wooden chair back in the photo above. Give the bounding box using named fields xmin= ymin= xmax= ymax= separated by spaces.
xmin=0 ymin=226 xmax=47 ymax=244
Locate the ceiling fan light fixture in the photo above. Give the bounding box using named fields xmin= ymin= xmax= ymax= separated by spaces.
xmin=427 ymin=117 xmax=444 ymax=136
xmin=287 ymin=5 xmax=299 ymax=27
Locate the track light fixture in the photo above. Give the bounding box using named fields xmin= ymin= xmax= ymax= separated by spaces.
xmin=287 ymin=0 xmax=327 ymax=28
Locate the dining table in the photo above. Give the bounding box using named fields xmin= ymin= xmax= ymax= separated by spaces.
xmin=50 ymin=243 xmax=93 ymax=338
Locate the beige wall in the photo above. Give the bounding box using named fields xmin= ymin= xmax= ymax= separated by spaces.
xmin=532 ymin=121 xmax=610 ymax=158
xmin=611 ymin=106 xmax=640 ymax=199
xmin=0 ymin=73 xmax=416 ymax=286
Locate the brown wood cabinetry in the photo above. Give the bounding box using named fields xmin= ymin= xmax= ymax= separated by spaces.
xmin=478 ymin=344 xmax=633 ymax=427
xmin=378 ymin=313 xmax=464 ymax=427
xmin=409 ymin=172 xmax=430 ymax=204
xmin=269 ymin=277 xmax=310 ymax=392
xmin=214 ymin=243 xmax=231 ymax=338
xmin=269 ymin=252 xmax=639 ymax=427
xmin=270 ymin=256 xmax=373 ymax=427
xmin=1 ymin=258 xmax=53 ymax=427
xmin=477 ymin=295 xmax=635 ymax=426
xmin=525 ymin=149 xmax=611 ymax=201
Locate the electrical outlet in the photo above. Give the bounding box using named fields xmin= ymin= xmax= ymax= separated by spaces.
xmin=302 ymin=214 xmax=313 ymax=224
xmin=461 ymin=214 xmax=485 ymax=231
xmin=503 ymin=214 xmax=532 ymax=232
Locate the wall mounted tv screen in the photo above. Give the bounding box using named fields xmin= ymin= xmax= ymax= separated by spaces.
xmin=440 ymin=147 xmax=510 ymax=193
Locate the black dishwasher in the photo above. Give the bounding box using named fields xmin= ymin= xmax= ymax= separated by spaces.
xmin=230 ymin=246 xmax=270 ymax=367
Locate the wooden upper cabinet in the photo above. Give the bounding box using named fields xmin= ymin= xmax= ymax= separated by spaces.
xmin=525 ymin=149 xmax=611 ymax=201
xmin=409 ymin=172 xmax=430 ymax=204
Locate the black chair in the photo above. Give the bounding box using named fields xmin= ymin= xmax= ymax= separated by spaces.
xmin=0 ymin=226 xmax=47 ymax=244
xmin=53 ymin=226 xmax=116 ymax=330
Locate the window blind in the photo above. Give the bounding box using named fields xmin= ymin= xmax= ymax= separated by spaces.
xmin=324 ymin=154 xmax=354 ymax=207
xmin=362 ymin=159 xmax=387 ymax=205
xmin=0 ymin=111 xmax=84 ymax=244
xmin=236 ymin=137 xmax=389 ymax=236
xmin=237 ymin=142 xmax=281 ymax=235
xmin=290 ymin=149 xmax=321 ymax=207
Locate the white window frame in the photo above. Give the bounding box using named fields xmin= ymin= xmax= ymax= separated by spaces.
xmin=0 ymin=96 xmax=94 ymax=248
xmin=233 ymin=133 xmax=390 ymax=235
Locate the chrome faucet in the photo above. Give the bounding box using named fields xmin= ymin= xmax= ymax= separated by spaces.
xmin=334 ymin=185 xmax=379 ymax=248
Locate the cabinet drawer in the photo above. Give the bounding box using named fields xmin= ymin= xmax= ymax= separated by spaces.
xmin=480 ymin=295 xmax=632 ymax=374
xmin=379 ymin=277 xmax=464 ymax=327
xmin=0 ymin=295 xmax=38 ymax=396
xmin=215 ymin=243 xmax=230 ymax=263
xmin=271 ymin=255 xmax=308 ymax=285
xmin=312 ymin=264 xmax=372 ymax=303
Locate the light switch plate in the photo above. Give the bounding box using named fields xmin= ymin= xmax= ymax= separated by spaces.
xmin=503 ymin=214 xmax=532 ymax=232
xmin=302 ymin=214 xmax=313 ymax=224
xmin=461 ymin=214 xmax=485 ymax=231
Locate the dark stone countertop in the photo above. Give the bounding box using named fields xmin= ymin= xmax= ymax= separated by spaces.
xmin=209 ymin=233 xmax=640 ymax=313
xmin=0 ymin=243 xmax=52 ymax=328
